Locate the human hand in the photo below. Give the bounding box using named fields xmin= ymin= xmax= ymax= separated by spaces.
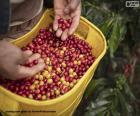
xmin=0 ymin=41 xmax=45 ymax=80
xmin=53 ymin=0 xmax=81 ymax=41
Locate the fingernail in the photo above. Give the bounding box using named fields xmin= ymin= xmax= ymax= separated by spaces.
xmin=68 ymin=31 xmax=72 ymax=35
xmin=33 ymin=53 xmax=41 ymax=58
xmin=56 ymin=30 xmax=62 ymax=37
xmin=61 ymin=37 xmax=66 ymax=41
xmin=53 ymin=25 xmax=57 ymax=31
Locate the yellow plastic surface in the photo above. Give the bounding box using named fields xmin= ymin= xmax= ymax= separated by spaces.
xmin=0 ymin=9 xmax=107 ymax=116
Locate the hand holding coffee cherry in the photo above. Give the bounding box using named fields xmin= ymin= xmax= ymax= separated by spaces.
xmin=57 ymin=18 xmax=72 ymax=31
xmin=53 ymin=0 xmax=81 ymax=41
xmin=0 ymin=41 xmax=45 ymax=80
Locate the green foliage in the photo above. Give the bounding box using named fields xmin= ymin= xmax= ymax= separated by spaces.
xmin=106 ymin=17 xmax=126 ymax=57
xmin=75 ymin=0 xmax=140 ymax=115
xmin=83 ymin=75 xmax=136 ymax=116
xmin=82 ymin=0 xmax=139 ymax=56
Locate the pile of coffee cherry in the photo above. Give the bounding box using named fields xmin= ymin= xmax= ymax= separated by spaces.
xmin=0 ymin=18 xmax=95 ymax=100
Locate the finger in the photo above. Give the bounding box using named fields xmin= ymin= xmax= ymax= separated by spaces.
xmin=20 ymin=50 xmax=33 ymax=64
xmin=53 ymin=15 xmax=60 ymax=31
xmin=23 ymin=50 xmax=33 ymax=57
xmin=27 ymin=53 xmax=41 ymax=63
xmin=56 ymin=28 xmax=63 ymax=37
xmin=68 ymin=2 xmax=81 ymax=35
xmin=38 ymin=58 xmax=44 ymax=63
xmin=68 ymin=15 xmax=80 ymax=35
xmin=61 ymin=29 xmax=68 ymax=41
xmin=14 ymin=58 xmax=45 ymax=79
xmin=17 ymin=63 xmax=45 ymax=78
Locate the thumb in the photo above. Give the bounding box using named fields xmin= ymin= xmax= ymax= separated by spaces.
xmin=17 ymin=58 xmax=45 ymax=79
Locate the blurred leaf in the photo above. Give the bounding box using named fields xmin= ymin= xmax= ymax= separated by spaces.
xmin=101 ymin=16 xmax=114 ymax=37
xmin=96 ymin=88 xmax=114 ymax=100
xmin=108 ymin=17 xmax=126 ymax=57
xmin=111 ymin=96 xmax=120 ymax=116
xmin=117 ymin=90 xmax=131 ymax=116
xmin=84 ymin=78 xmax=107 ymax=99
xmin=116 ymin=75 xmax=135 ymax=101
xmin=94 ymin=100 xmax=110 ymax=108
xmin=124 ymin=83 xmax=136 ymax=101
xmin=82 ymin=75 xmax=135 ymax=116
xmin=84 ymin=106 xmax=108 ymax=116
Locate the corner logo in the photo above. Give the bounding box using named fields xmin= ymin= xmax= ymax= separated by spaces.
xmin=126 ymin=1 xmax=140 ymax=7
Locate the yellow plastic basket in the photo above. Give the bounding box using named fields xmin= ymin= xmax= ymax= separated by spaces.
xmin=0 ymin=9 xmax=107 ymax=116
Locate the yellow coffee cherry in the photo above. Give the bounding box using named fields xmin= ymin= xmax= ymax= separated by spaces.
xmin=62 ymin=47 xmax=67 ymax=51
xmin=60 ymin=50 xmax=64 ymax=55
xmin=28 ymin=94 xmax=33 ymax=99
xmin=47 ymin=79 xmax=53 ymax=84
xmin=34 ymin=80 xmax=39 ymax=85
xmin=35 ymin=85 xmax=40 ymax=89
xmin=42 ymin=72 xmax=46 ymax=77
xmin=60 ymin=77 xmax=65 ymax=82
xmin=39 ymin=81 xmax=44 ymax=86
xmin=66 ymin=82 xmax=70 ymax=86
xmin=55 ymin=90 xmax=60 ymax=95
xmin=70 ymin=74 xmax=74 ymax=78
xmin=73 ymin=79 xmax=77 ymax=84
xmin=42 ymin=95 xmax=47 ymax=100
xmin=46 ymin=57 xmax=50 ymax=62
xmin=77 ymin=61 xmax=81 ymax=65
xmin=47 ymin=74 xmax=51 ymax=78
xmin=30 ymin=85 xmax=35 ymax=90
xmin=70 ymin=83 xmax=74 ymax=88
xmin=69 ymin=68 xmax=74 ymax=74
xmin=47 ymin=66 xmax=52 ymax=72
xmin=44 ymin=73 xmax=51 ymax=79
xmin=56 ymin=67 xmax=61 ymax=73
xmin=62 ymin=81 xmax=67 ymax=85
xmin=73 ymin=72 xmax=77 ymax=76
xmin=57 ymin=81 xmax=61 ymax=85
xmin=62 ymin=62 xmax=66 ymax=67
xmin=45 ymin=58 xmax=50 ymax=64
xmin=35 ymin=75 xmax=39 ymax=79
xmin=51 ymin=72 xmax=56 ymax=76
xmin=74 ymin=60 xmax=78 ymax=65
xmin=44 ymin=71 xmax=49 ymax=76
xmin=79 ymin=54 xmax=84 ymax=58
xmin=39 ymin=75 xmax=44 ymax=81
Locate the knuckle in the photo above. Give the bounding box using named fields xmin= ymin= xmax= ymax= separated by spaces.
xmin=70 ymin=5 xmax=76 ymax=11
xmin=34 ymin=53 xmax=40 ymax=57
